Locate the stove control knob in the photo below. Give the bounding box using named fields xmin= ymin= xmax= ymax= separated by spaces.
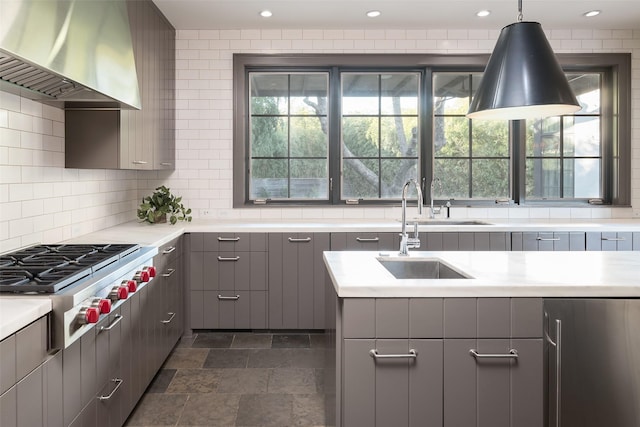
xmin=77 ymin=307 xmax=100 ymax=325
xmin=122 ymin=279 xmax=137 ymax=293
xmin=134 ymin=270 xmax=150 ymax=283
xmin=92 ymin=298 xmax=112 ymax=314
xmin=109 ymin=285 xmax=128 ymax=301
xmin=144 ymin=266 xmax=157 ymax=278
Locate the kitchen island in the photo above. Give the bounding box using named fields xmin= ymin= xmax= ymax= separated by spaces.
xmin=322 ymin=250 xmax=640 ymax=427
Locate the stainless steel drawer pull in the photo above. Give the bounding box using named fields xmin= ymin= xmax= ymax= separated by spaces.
xmin=161 ymin=312 xmax=176 ymax=324
xmin=162 ymin=246 xmax=176 ymax=254
xmin=288 ymin=237 xmax=312 ymax=243
xmin=99 ymin=314 xmax=123 ymax=332
xmin=601 ymin=237 xmax=626 ymax=241
xmin=536 ymin=237 xmax=560 ymax=241
xmin=218 ymin=295 xmax=240 ymax=301
xmin=160 ymin=162 xmax=172 ymax=166
xmin=162 ymin=268 xmax=176 ymax=277
xmin=217 ymin=256 xmax=240 ymax=262
xmin=369 ymin=349 xmax=417 ymax=359
xmin=218 ymin=237 xmax=240 ymax=242
xmin=356 ymin=237 xmax=379 ymax=243
xmin=132 ymin=160 xmax=148 ymax=165
xmin=97 ymin=378 xmax=123 ymax=401
xmin=469 ymin=349 xmax=518 ymax=359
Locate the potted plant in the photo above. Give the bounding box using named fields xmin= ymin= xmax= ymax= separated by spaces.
xmin=137 ymin=186 xmax=192 ymax=225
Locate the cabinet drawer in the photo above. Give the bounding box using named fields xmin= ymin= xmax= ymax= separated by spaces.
xmin=330 ymin=232 xmax=399 ymax=251
xmin=202 ymin=252 xmax=267 ymax=291
xmin=16 ymin=316 xmax=47 ymax=382
xmin=0 ymin=335 xmax=16 ymax=395
xmin=203 ymin=233 xmax=266 ymax=252
xmin=157 ymin=236 xmax=182 ymax=264
xmin=195 ymin=290 xmax=267 ymax=329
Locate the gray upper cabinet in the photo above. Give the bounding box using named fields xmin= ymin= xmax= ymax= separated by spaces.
xmin=65 ymin=0 xmax=175 ymax=170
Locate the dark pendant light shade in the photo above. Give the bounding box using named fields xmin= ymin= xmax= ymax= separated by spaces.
xmin=467 ymin=21 xmax=581 ymax=120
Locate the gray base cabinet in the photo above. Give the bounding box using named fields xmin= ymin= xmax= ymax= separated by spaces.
xmin=330 ymin=232 xmax=399 ymax=251
xmin=512 ymin=232 xmax=586 ymax=251
xmin=586 ymin=231 xmax=637 ymax=251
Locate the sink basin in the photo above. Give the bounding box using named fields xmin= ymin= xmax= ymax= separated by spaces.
xmin=377 ymin=258 xmax=471 ymax=279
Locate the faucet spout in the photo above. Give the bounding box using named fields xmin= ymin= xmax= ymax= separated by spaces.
xmin=399 ymin=178 xmax=423 ymax=256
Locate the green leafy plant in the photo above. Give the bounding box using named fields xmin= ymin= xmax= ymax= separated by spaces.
xmin=137 ymin=186 xmax=192 ymax=225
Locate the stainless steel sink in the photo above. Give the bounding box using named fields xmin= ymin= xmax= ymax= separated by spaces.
xmin=377 ymin=258 xmax=471 ymax=279
xmin=410 ymin=219 xmax=492 ymax=226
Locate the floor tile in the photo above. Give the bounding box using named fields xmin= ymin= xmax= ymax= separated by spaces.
xmin=192 ymin=332 xmax=234 ymax=348
xmin=215 ymin=368 xmax=269 ymax=394
xmin=146 ymin=368 xmax=177 ymax=393
xmin=166 ymin=368 xmax=219 ymax=394
xmin=177 ymin=393 xmax=240 ymax=426
xmin=268 ymin=368 xmax=317 ymax=394
xmin=309 ymin=334 xmax=328 ymax=349
xmin=203 ymin=349 xmax=249 ymax=368
xmin=125 ymin=393 xmax=188 ymax=426
xmin=163 ymin=348 xmax=209 ymax=369
xmin=176 ymin=334 xmax=196 ymax=348
xmin=292 ymin=394 xmax=326 ymax=427
xmin=231 ymin=333 xmax=272 ymax=349
xmin=286 ymin=348 xmax=325 ymax=368
xmin=247 ymin=348 xmax=325 ymax=369
xmin=235 ymin=394 xmax=293 ymax=426
xmin=272 ymin=334 xmax=310 ymax=348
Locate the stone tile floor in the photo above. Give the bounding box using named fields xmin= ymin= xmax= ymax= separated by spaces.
xmin=125 ymin=332 xmax=328 ymax=427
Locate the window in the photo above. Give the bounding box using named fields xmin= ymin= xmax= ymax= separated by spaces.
xmin=233 ymin=54 xmax=630 ymax=207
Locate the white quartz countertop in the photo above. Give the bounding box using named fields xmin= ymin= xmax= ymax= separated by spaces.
xmin=323 ymin=250 xmax=640 ymax=298
xmin=0 ymin=298 xmax=52 ymax=341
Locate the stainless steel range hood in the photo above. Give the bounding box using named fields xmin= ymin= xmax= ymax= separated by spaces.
xmin=0 ymin=0 xmax=140 ymax=109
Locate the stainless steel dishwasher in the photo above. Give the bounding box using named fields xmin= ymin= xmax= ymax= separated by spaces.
xmin=544 ymin=299 xmax=640 ymax=427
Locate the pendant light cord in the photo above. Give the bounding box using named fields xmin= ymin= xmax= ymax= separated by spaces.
xmin=517 ymin=0 xmax=523 ymax=21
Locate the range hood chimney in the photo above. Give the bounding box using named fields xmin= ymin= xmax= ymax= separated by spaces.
xmin=0 ymin=0 xmax=141 ymax=110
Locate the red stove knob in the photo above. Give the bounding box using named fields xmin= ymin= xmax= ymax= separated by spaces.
xmin=109 ymin=285 xmax=128 ymax=301
xmin=123 ymin=279 xmax=137 ymax=293
xmin=134 ymin=270 xmax=150 ymax=283
xmin=77 ymin=307 xmax=100 ymax=325
xmin=93 ymin=298 xmax=112 ymax=314
xmin=144 ymin=266 xmax=157 ymax=278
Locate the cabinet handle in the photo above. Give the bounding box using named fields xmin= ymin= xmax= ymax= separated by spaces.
xmin=161 ymin=312 xmax=176 ymax=324
xmin=132 ymin=160 xmax=148 ymax=165
xmin=160 ymin=162 xmax=172 ymax=166
xmin=545 ymin=312 xmax=562 ymax=427
xmin=162 ymin=268 xmax=176 ymax=277
xmin=288 ymin=237 xmax=312 ymax=243
xmin=218 ymin=237 xmax=240 ymax=242
xmin=97 ymin=378 xmax=123 ymax=401
xmin=99 ymin=314 xmax=123 ymax=332
xmin=162 ymin=246 xmax=176 ymax=254
xmin=369 ymin=349 xmax=417 ymax=359
xmin=356 ymin=237 xmax=379 ymax=243
xmin=536 ymin=237 xmax=560 ymax=241
xmin=601 ymin=237 xmax=626 ymax=241
xmin=217 ymin=295 xmax=240 ymax=301
xmin=217 ymin=256 xmax=240 ymax=262
xmin=469 ymin=349 xmax=518 ymax=359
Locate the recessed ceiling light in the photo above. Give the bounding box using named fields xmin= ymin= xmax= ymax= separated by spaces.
xmin=366 ymin=10 xmax=381 ymax=18
xmin=583 ymin=10 xmax=601 ymax=17
xmin=476 ymin=10 xmax=491 ymax=17
xmin=259 ymin=10 xmax=273 ymax=18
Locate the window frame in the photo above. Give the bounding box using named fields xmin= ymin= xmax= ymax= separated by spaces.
xmin=233 ymin=53 xmax=631 ymax=208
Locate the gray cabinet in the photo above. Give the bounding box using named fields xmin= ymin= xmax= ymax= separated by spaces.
xmin=189 ymin=233 xmax=267 ymax=329
xmin=330 ymin=232 xmax=399 ymax=251
xmin=586 ymin=231 xmax=635 ymax=251
xmin=65 ymin=0 xmax=175 ymax=170
xmin=96 ymin=309 xmax=124 ymax=427
xmin=268 ymin=233 xmax=330 ymax=329
xmin=420 ymin=232 xmax=511 ymax=251
xmin=512 ymin=232 xmax=585 ymax=251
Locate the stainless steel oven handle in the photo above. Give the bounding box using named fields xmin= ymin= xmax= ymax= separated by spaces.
xmin=97 ymin=378 xmax=123 ymax=401
xmin=469 ymin=349 xmax=518 ymax=359
xmin=369 ymin=349 xmax=417 ymax=359
xmin=162 ymin=246 xmax=176 ymax=254
xmin=99 ymin=314 xmax=123 ymax=332
xmin=161 ymin=312 xmax=176 ymax=324
xmin=162 ymin=268 xmax=176 ymax=277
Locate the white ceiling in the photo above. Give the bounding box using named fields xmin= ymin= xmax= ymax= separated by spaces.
xmin=152 ymin=0 xmax=640 ymax=30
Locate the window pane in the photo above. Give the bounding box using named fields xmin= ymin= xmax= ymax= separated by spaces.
xmin=342 ymin=74 xmax=379 ymax=115
xmin=563 ymin=116 xmax=600 ymax=157
xmin=290 ymin=116 xmax=328 ymax=157
xmin=250 ymin=159 xmax=288 ymax=199
xmin=526 ymin=117 xmax=560 ymax=157
xmin=381 ymin=159 xmax=418 ymax=198
xmin=290 ymin=74 xmax=328 ymax=115
xmin=568 ymin=73 xmax=600 ymax=114
xmin=290 ymin=159 xmax=328 ymax=199
xmin=343 ymin=158 xmax=379 ymax=199
xmin=433 ymin=73 xmax=471 ymax=114
xmin=564 ymin=158 xmax=600 ymax=198
xmin=434 ymin=117 xmax=469 ymax=157
xmin=472 ymin=120 xmax=509 ymax=157
xmin=434 ymin=158 xmax=469 ymax=199
xmin=381 ymin=117 xmax=418 ymax=157
xmin=381 ymin=74 xmax=418 ymax=115
xmin=250 ymin=74 xmax=288 ymax=114
xmin=472 ymin=159 xmax=509 ymax=198
xmin=526 ymin=158 xmax=561 ymax=198
xmin=251 ymin=116 xmax=288 ymax=157
xmin=342 ymin=117 xmax=379 ymax=157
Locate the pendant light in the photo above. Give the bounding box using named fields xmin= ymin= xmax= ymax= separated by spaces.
xmin=467 ymin=0 xmax=580 ymax=120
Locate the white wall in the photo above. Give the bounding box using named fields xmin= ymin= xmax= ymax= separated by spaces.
xmin=2 ymin=27 xmax=639 ymax=253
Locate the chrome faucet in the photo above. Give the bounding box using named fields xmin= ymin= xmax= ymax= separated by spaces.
xmin=429 ymin=178 xmax=443 ymax=219
xmin=399 ymin=178 xmax=423 ymax=256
